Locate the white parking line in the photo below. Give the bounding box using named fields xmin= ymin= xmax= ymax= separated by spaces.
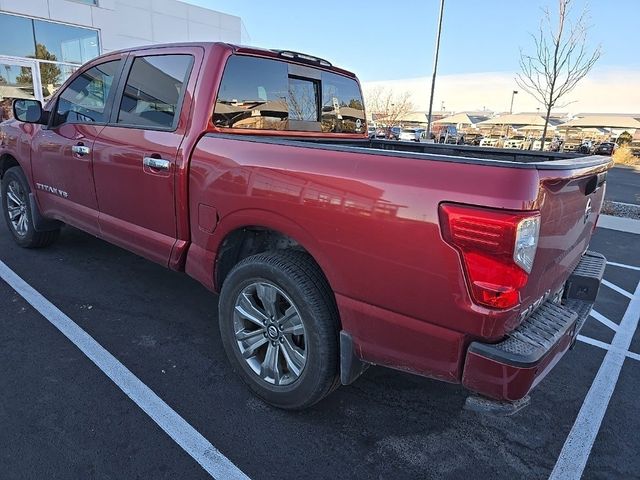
xmin=577 ymin=335 xmax=640 ymax=362
xmin=602 ymin=279 xmax=634 ymax=299
xmin=550 ymin=279 xmax=640 ymax=480
xmin=627 ymin=350 xmax=640 ymax=362
xmin=576 ymin=334 xmax=611 ymax=351
xmin=0 ymin=260 xmax=250 ymax=480
xmin=589 ymin=310 xmax=619 ymax=332
xmin=607 ymin=261 xmax=640 ymax=272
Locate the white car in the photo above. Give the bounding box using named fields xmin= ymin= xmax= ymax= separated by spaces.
xmin=399 ymin=128 xmax=423 ymax=142
xmin=479 ymin=137 xmax=501 ymax=148
xmin=503 ymin=138 xmax=525 ymax=149
xmin=532 ymin=138 xmax=554 ymax=151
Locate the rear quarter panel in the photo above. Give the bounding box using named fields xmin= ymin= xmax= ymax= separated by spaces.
xmin=187 ymin=136 xmax=545 ymax=342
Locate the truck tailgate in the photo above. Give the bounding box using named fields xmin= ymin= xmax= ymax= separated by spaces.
xmin=518 ymin=159 xmax=611 ymax=319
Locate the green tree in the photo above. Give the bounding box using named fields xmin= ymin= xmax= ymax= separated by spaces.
xmin=16 ymin=44 xmax=61 ymax=97
xmin=616 ymin=131 xmax=632 ymax=146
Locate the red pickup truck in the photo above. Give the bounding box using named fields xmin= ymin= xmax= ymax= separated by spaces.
xmin=0 ymin=42 xmax=611 ymax=411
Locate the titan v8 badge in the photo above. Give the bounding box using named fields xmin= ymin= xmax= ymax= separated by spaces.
xmin=36 ymin=183 xmax=68 ymax=199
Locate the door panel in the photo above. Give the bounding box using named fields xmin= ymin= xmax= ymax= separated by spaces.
xmin=92 ymin=126 xmax=181 ymax=263
xmin=31 ymin=124 xmax=103 ymax=234
xmin=93 ymin=51 xmax=195 ymax=266
xmin=29 ymin=58 xmax=122 ymax=234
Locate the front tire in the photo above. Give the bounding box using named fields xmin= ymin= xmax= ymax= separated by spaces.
xmin=1 ymin=167 xmax=59 ymax=248
xmin=218 ymin=251 xmax=340 ymax=409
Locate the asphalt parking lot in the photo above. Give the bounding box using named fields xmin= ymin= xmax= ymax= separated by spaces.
xmin=605 ymin=165 xmax=640 ymax=205
xmin=1 ymin=191 xmax=639 ymax=479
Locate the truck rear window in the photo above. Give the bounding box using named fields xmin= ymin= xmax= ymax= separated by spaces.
xmin=213 ymin=55 xmax=365 ymax=134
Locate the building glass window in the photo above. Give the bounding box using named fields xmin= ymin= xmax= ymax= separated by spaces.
xmin=0 ymin=13 xmax=100 ymax=106
xmin=40 ymin=63 xmax=79 ymax=99
xmin=34 ymin=19 xmax=100 ymax=65
xmin=0 ymin=13 xmax=36 ymax=58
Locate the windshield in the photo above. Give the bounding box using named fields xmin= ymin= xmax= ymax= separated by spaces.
xmin=213 ymin=54 xmax=365 ymax=134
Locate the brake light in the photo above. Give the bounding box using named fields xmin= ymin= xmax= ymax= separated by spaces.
xmin=439 ymin=204 xmax=540 ymax=309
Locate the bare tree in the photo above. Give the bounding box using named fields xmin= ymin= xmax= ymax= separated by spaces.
xmin=363 ymin=86 xmax=414 ymax=133
xmin=516 ymin=0 xmax=601 ymax=150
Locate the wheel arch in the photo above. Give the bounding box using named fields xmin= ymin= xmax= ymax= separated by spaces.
xmin=0 ymin=153 xmax=20 ymax=179
xmin=214 ymin=223 xmax=336 ymax=300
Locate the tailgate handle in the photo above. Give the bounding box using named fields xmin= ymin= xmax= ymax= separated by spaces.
xmin=585 ymin=172 xmax=606 ymax=196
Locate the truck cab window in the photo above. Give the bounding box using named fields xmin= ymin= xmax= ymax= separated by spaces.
xmin=117 ymin=54 xmax=193 ymax=129
xmin=320 ymin=72 xmax=365 ymax=134
xmin=214 ymin=55 xmax=289 ymax=130
xmin=53 ymin=60 xmax=120 ymax=126
xmin=288 ymin=77 xmax=319 ymax=122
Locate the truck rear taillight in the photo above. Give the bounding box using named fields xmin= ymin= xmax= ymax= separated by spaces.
xmin=439 ymin=204 xmax=540 ymax=309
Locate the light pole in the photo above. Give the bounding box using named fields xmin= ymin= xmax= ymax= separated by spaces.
xmin=509 ymin=90 xmax=518 ymax=114
xmin=425 ymin=0 xmax=445 ymax=141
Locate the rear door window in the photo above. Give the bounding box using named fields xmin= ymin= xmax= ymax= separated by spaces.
xmin=116 ymin=54 xmax=193 ymax=129
xmin=214 ymin=55 xmax=365 ymax=134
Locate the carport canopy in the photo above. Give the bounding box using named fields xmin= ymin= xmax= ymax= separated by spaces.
xmin=433 ymin=113 xmax=486 ymax=125
xmin=477 ymin=113 xmax=549 ymax=126
xmin=559 ymin=115 xmax=640 ymax=129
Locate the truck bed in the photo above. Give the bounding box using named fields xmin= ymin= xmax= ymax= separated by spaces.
xmin=208 ymin=134 xmax=612 ymax=170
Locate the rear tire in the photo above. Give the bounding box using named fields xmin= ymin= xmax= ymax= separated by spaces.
xmin=1 ymin=167 xmax=60 ymax=248
xmin=218 ymin=250 xmax=340 ymax=410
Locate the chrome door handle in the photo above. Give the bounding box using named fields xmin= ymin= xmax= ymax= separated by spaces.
xmin=72 ymin=145 xmax=91 ymax=156
xmin=143 ymin=157 xmax=170 ymax=171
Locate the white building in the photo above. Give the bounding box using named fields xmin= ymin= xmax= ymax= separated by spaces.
xmin=0 ymin=0 xmax=247 ymax=105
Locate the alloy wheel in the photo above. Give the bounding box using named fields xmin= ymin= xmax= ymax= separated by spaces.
xmin=6 ymin=180 xmax=29 ymax=237
xmin=233 ymin=281 xmax=307 ymax=386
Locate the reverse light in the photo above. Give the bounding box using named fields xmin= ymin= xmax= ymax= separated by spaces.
xmin=439 ymin=204 xmax=541 ymax=309
xmin=514 ymin=216 xmax=540 ymax=273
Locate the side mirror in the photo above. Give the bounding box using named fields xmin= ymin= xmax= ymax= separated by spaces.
xmin=13 ymin=99 xmax=48 ymax=125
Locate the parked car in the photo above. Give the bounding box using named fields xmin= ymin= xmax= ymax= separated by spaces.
xmin=578 ymin=140 xmax=594 ymax=154
xmin=479 ymin=136 xmax=503 ymax=148
xmin=418 ymin=130 xmax=435 ymax=143
xmin=463 ymin=133 xmax=484 ymax=146
xmin=503 ymin=136 xmax=526 ymax=149
xmin=432 ymin=124 xmax=463 ymax=144
xmin=562 ymin=140 xmax=581 ymax=152
xmin=593 ymin=142 xmax=616 ymax=156
xmin=532 ymin=137 xmax=555 ymax=151
xmin=387 ymin=126 xmax=401 ymax=140
xmin=0 ymin=42 xmax=611 ymax=411
xmin=399 ymin=128 xmax=423 ymax=142
xmin=368 ymin=125 xmax=376 ymax=138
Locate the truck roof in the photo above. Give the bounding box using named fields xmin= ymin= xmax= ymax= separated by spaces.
xmin=96 ymin=42 xmax=358 ymax=78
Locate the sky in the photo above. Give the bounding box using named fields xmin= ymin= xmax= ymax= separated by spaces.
xmin=184 ymin=0 xmax=640 ymax=114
